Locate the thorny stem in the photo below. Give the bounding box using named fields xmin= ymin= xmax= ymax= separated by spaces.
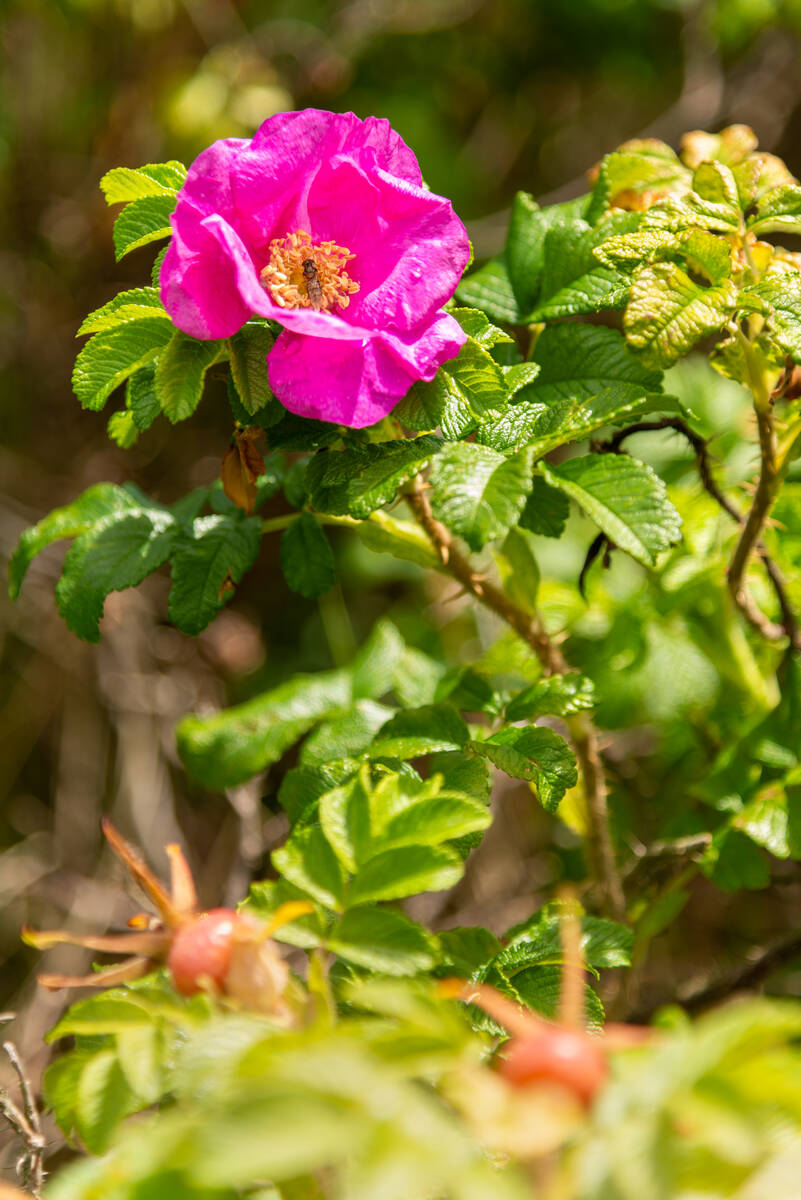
xmin=407 ymin=475 xmax=626 ymax=921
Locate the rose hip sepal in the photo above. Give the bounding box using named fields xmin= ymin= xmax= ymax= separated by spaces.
xmin=22 ymin=818 xmax=311 ymax=1019
xmin=160 ymin=108 xmax=471 ymax=428
xmin=446 ymin=981 xmax=654 ymax=1109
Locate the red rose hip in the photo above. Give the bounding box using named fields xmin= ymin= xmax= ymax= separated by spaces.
xmin=499 ymin=1027 xmax=609 ymax=1107
xmin=167 ymin=908 xmax=240 ymax=996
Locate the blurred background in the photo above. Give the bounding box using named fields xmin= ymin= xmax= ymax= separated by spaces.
xmin=4 ymin=0 xmax=801 ymax=1165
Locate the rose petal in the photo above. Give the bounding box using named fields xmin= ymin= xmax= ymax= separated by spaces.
xmin=268 ymin=311 xmax=465 ymax=428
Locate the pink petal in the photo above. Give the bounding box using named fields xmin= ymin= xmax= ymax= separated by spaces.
xmin=268 ymin=311 xmax=465 ymax=429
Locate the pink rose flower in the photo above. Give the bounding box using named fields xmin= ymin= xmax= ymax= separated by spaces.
xmin=160 ymin=109 xmax=470 ymax=428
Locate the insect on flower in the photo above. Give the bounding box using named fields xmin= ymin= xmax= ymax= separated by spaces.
xmin=302 ymin=258 xmax=324 ymax=310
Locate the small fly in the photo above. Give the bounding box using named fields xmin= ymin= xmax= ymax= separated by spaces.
xmin=302 ymin=259 xmax=323 ymax=310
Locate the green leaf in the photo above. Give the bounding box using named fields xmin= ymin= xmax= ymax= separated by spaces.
xmin=528 ymin=213 xmax=638 ymax=321
xmin=497 ymin=527 xmax=540 ymax=614
xmin=348 ymin=844 xmax=463 ymax=905
xmin=429 ymin=442 xmax=534 ymax=551
xmin=396 ymin=340 xmax=508 ymax=439
xmin=73 ymin=317 xmax=174 ymax=410
xmin=272 ymin=823 xmax=347 ymax=911
xmin=351 ymin=618 xmax=407 ymax=700
xmin=78 ymin=287 xmax=167 ymax=335
xmin=9 ymin=482 xmax=135 ymax=600
xmin=588 ymin=141 xmax=690 ymax=219
xmin=56 ymin=505 xmax=175 ymax=642
xmin=455 ymin=255 xmax=520 ymax=324
xmin=306 ymin=436 xmax=441 ymax=518
xmin=539 ymin=453 xmax=682 ymax=567
xmin=743 ymin=274 xmax=801 ymax=364
xmin=176 ymin=670 xmax=353 ymax=790
xmin=504 ymin=192 xmax=588 ymax=315
xmin=113 ymin=193 xmax=176 ymax=260
xmin=75 ymin=1049 xmax=138 ymax=1154
xmin=276 ymin=763 xmax=356 ymax=826
xmin=702 ymin=828 xmax=770 ymax=891
xmin=624 ymin=262 xmax=737 ymax=368
xmin=470 ymin=726 xmax=577 ymax=811
xmin=127 ymin=364 xmax=161 ymax=431
xmin=518 ymin=474 xmax=570 ymax=538
xmin=369 ymin=705 xmax=470 ymax=759
xmin=100 ymin=160 xmax=186 ymax=204
xmin=438 ymin=926 xmax=503 ymax=976
xmin=353 ymin=513 xmax=440 ymax=571
xmin=747 ymin=183 xmax=801 ymax=236
xmin=154 ymin=332 xmax=224 ymax=423
xmin=168 ymin=513 xmax=262 ymax=635
xmin=327 ymin=907 xmax=439 ymax=975
xmin=107 ymin=409 xmax=139 ymax=448
xmin=299 ymin=701 xmax=392 ymax=767
xmin=450 ymin=307 xmax=515 ymax=349
xmin=228 ymin=324 xmax=276 ymax=415
xmin=527 ymin=322 xmax=664 ymax=407
xmin=43 ymin=1048 xmax=94 ymax=1139
xmin=116 ymin=1026 xmax=164 ymax=1105
xmin=280 ymin=514 xmax=336 ymax=599
xmin=505 ymin=675 xmax=596 ymax=722
xmin=48 ymin=993 xmax=157 ymax=1039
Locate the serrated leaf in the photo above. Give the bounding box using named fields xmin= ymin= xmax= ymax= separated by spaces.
xmin=747 ymin=183 xmax=801 ymax=236
xmin=155 ymin=332 xmax=224 ymax=423
xmin=504 ymin=192 xmax=589 ymax=315
xmin=396 ymin=340 xmax=508 ymax=438
xmin=75 ymin=1049 xmax=137 ymax=1154
xmin=168 ymin=513 xmax=262 ymax=635
xmin=518 ymin=474 xmax=570 ymax=538
xmin=78 ymin=287 xmax=166 ymax=335
xmin=176 ymin=670 xmax=354 ymax=790
xmin=276 ymin=762 xmax=356 ymax=826
xmin=100 ymin=160 xmax=186 ymax=204
xmin=624 ymin=262 xmax=737 ymax=369
xmin=228 ymin=324 xmax=276 ymax=415
xmin=450 ymin=307 xmax=514 ymax=348
xmin=469 ymin=726 xmax=577 ymax=811
xmin=307 ymin=436 xmax=441 ymax=518
xmin=540 ymin=453 xmax=682 ymax=567
xmin=116 ymin=1025 xmax=164 ymax=1105
xmin=55 ymin=506 xmax=175 ymax=642
xmin=743 ymin=274 xmax=801 ymax=364
xmin=528 ymin=213 xmax=639 ymax=321
xmin=327 ymin=907 xmax=438 ymax=975
xmin=9 ymin=483 xmax=136 ymax=599
xmin=438 ymin=926 xmax=503 ymax=976
xmin=505 ymin=675 xmax=596 ymax=722
xmin=300 ymin=701 xmax=393 ymax=768
xmin=113 ymin=193 xmax=176 ymax=259
xmin=348 ymin=844 xmax=463 ymax=905
xmin=455 ymin=255 xmax=520 ymax=324
xmin=369 ymin=705 xmax=470 ymax=759
xmin=73 ymin=317 xmax=174 ymax=411
xmin=272 ymin=823 xmax=347 ymax=911
xmin=280 ymin=514 xmax=336 ymax=599
xmin=107 ymin=408 xmax=139 ymax=448
xmin=589 ymin=142 xmax=690 ymax=220
xmin=127 ymin=364 xmax=161 ymax=431
xmin=43 ymin=1049 xmax=93 ymax=1139
xmin=429 ymin=442 xmax=534 ymax=551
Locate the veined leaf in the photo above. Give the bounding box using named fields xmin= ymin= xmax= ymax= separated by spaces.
xmin=228 ymin=324 xmax=276 ymax=415
xmin=127 ymin=364 xmax=161 ymax=432
xmin=154 ymin=332 xmax=225 ymax=423
xmin=368 ymin=704 xmax=470 ymax=760
xmin=78 ymin=287 xmax=166 ymax=335
xmin=429 ymin=442 xmax=534 ymax=551
xmin=450 ymin=307 xmax=515 ymax=349
xmin=588 ymin=141 xmax=690 ymax=220
xmin=280 ymin=514 xmax=336 ymax=599
xmin=469 ymin=726 xmax=577 ymax=812
xmin=9 ymin=482 xmax=136 ymax=600
xmin=347 ymin=844 xmax=464 ymax=906
xmin=56 ymin=505 xmax=175 ymax=642
xmin=168 ymin=513 xmax=262 ymax=635
xmin=74 ymin=1049 xmax=139 ymax=1154
xmin=505 ymin=674 xmax=596 ymax=722
xmin=396 ymin=340 xmax=508 ymax=438
xmin=113 ymin=193 xmax=176 ymax=260
xmin=177 ymin=669 xmax=354 ymax=791
xmin=326 ymin=907 xmax=439 ymax=975
xmin=743 ymin=274 xmax=801 ymax=364
xmin=526 ymin=323 xmax=664 ymax=406
xmin=455 ymin=255 xmax=520 ymax=324
xmin=527 ymin=213 xmax=639 ymax=322
xmin=504 ymin=191 xmax=588 ymax=315
xmin=624 ymin=262 xmax=737 ymax=369
xmin=518 ymin=474 xmax=570 ymax=538
xmin=73 ymin=317 xmax=174 ymax=411
xmin=747 ymin=183 xmax=801 ymax=237
xmin=272 ymin=824 xmax=347 ymax=912
xmin=306 ymin=436 xmax=441 ymax=518
xmin=100 ymin=161 xmax=186 ymax=204
xmin=540 ymin=454 xmax=682 ymax=567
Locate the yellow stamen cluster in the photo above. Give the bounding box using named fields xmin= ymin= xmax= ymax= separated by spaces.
xmin=260 ymin=229 xmax=359 ymax=312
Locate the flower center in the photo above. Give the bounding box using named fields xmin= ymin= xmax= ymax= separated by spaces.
xmin=260 ymin=230 xmax=359 ymax=313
